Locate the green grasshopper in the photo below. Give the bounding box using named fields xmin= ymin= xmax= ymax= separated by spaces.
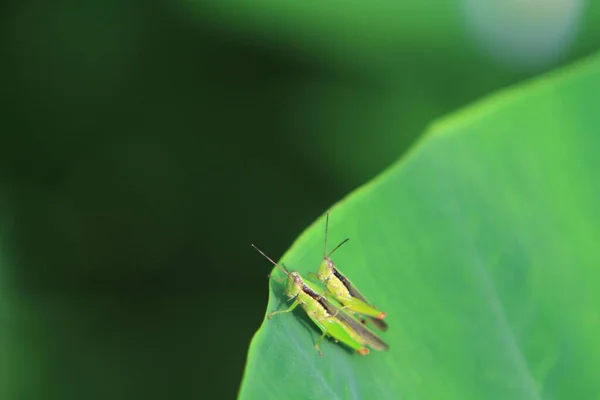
xmin=308 ymin=211 xmax=389 ymax=332
xmin=252 ymin=244 xmax=388 ymax=356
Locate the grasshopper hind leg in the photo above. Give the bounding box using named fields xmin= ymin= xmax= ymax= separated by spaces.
xmin=313 ymin=331 xmax=327 ymax=356
xmin=307 ymin=314 xmax=329 ymax=356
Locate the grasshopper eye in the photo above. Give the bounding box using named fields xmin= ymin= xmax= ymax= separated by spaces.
xmin=292 ymin=273 xmax=302 ymax=285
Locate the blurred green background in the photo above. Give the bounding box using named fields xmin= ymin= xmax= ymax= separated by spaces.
xmin=0 ymin=1 xmax=598 ymax=399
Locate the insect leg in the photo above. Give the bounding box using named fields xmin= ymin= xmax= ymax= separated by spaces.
xmin=267 ymin=298 xmax=299 ymax=320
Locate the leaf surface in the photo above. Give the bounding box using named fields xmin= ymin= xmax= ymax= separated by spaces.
xmin=239 ymin=53 xmax=600 ymax=400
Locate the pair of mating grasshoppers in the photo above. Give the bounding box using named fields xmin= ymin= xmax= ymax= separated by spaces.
xmin=252 ymin=211 xmax=389 ymax=356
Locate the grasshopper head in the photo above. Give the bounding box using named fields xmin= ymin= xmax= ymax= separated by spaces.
xmin=284 ymin=271 xmax=303 ymax=299
xmin=316 ymin=258 xmax=334 ymax=281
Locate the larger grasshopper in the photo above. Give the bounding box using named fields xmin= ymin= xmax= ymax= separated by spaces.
xmin=252 ymin=244 xmax=388 ymax=356
xmin=309 ymin=211 xmax=389 ymax=332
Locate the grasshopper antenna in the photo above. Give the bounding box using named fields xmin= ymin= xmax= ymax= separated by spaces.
xmin=327 ymin=238 xmax=350 ymax=258
xmin=324 ymin=210 xmax=350 ymax=258
xmin=323 ymin=210 xmax=331 ymax=259
xmin=251 ymin=244 xmax=289 ymax=275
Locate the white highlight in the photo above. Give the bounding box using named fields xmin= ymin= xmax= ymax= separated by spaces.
xmin=461 ymin=0 xmax=587 ymax=71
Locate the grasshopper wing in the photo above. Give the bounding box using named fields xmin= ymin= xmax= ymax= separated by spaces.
xmin=320 ymin=296 xmax=389 ymax=352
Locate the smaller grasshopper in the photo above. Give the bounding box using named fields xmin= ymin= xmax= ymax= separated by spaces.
xmin=252 ymin=244 xmax=388 ymax=356
xmin=308 ymin=211 xmax=389 ymax=331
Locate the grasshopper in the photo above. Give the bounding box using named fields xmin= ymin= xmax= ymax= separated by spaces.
xmin=252 ymin=244 xmax=388 ymax=356
xmin=308 ymin=211 xmax=389 ymax=331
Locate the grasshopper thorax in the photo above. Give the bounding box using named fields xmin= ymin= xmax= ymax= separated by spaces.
xmin=284 ymin=271 xmax=303 ymax=299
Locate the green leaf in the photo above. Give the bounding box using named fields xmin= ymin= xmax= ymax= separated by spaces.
xmin=239 ymin=52 xmax=600 ymax=399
